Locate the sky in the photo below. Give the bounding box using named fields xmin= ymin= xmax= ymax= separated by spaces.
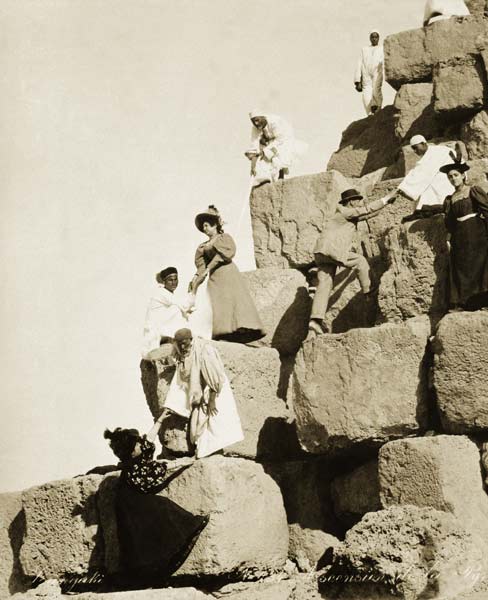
xmin=0 ymin=0 xmax=426 ymax=493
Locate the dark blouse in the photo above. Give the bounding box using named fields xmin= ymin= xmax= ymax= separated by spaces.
xmin=120 ymin=436 xmax=169 ymax=494
xmin=444 ymin=185 xmax=488 ymax=235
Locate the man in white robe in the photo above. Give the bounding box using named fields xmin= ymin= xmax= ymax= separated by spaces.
xmin=141 ymin=267 xmax=194 ymax=360
xmin=163 ymin=328 xmax=244 ymax=459
xmin=245 ymin=110 xmax=304 ymax=187
xmin=354 ymin=31 xmax=384 ymax=116
xmin=423 ymin=0 xmax=470 ymax=26
xmin=394 ymin=135 xmax=455 ymax=217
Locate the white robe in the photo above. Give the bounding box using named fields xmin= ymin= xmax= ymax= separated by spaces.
xmin=141 ymin=286 xmax=192 ymax=358
xmin=424 ymin=0 xmax=470 ymax=25
xmin=354 ymin=45 xmax=384 ymax=115
xmin=248 ymin=113 xmax=305 ymax=186
xmin=164 ymin=339 xmax=244 ymax=458
xmin=398 ymin=144 xmax=455 ymax=209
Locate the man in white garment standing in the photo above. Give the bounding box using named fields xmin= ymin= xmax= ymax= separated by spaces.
xmin=141 ymin=267 xmax=194 ymax=360
xmin=244 ymin=110 xmax=302 ymax=187
xmin=384 ymin=134 xmax=455 ymax=221
xmin=354 ymin=30 xmax=384 ymax=116
xmin=423 ymin=0 xmax=470 ymax=26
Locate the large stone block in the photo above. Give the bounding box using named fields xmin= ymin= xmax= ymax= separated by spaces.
xmin=0 ymin=492 xmax=28 ymax=597
xmin=321 ymin=506 xmax=485 ymax=600
xmin=378 ymin=215 xmax=449 ymax=322
xmin=432 ymin=312 xmax=488 ymax=433
xmin=141 ymin=341 xmax=300 ymax=460
xmin=290 ymin=317 xmax=430 ymax=455
xmin=326 ymin=106 xmax=399 ymax=178
xmin=99 ymin=456 xmax=289 ymax=579
xmin=378 ymin=436 xmax=488 ymax=546
xmin=384 ymin=28 xmax=430 ymax=90
xmin=20 ymin=476 xmax=104 ymax=580
xmin=265 ymin=461 xmax=339 ymax=572
xmin=426 ymin=16 xmax=487 ymax=67
xmin=466 ymin=0 xmax=488 ymax=14
xmin=461 ymin=109 xmax=488 ymax=158
xmin=330 ymin=460 xmax=381 ymax=528
xmin=242 ymin=268 xmax=310 ymax=355
xmin=250 ymin=171 xmax=349 ymax=269
xmin=433 ymin=55 xmax=487 ymax=118
xmin=393 ymin=83 xmax=441 ymax=141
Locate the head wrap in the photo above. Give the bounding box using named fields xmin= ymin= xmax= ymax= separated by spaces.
xmin=249 ymin=109 xmax=266 ymax=120
xmin=174 ymin=328 xmax=193 ymax=342
xmin=369 ymin=29 xmax=380 ymax=35
xmin=157 ymin=266 xmax=177 ymax=282
xmin=410 ymin=134 xmax=427 ymax=146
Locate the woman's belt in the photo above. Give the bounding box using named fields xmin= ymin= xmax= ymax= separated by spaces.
xmin=456 ymin=213 xmax=478 ymax=222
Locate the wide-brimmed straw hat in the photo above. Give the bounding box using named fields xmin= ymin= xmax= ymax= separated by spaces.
xmin=339 ymin=188 xmax=363 ymax=204
xmin=439 ymin=162 xmax=470 ymax=174
xmin=195 ymin=205 xmax=222 ymax=232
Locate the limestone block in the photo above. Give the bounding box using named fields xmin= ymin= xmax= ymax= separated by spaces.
xmin=98 ymin=456 xmax=289 ymax=578
xmin=426 ymin=17 xmax=487 ymax=67
xmin=378 ymin=436 xmax=488 ymax=546
xmin=141 ymin=341 xmax=300 ymax=460
xmin=75 ymin=589 xmax=211 ymax=600
xmin=0 ymin=492 xmax=28 ymax=597
xmin=384 ymin=28 xmax=430 ymax=90
xmin=266 ymin=461 xmax=339 ymax=572
xmin=432 ymin=312 xmax=488 ymax=433
xmin=330 ymin=460 xmax=381 ymax=527
xmin=393 ymin=83 xmax=440 ymax=141
xmin=20 ymin=475 xmax=104 ymax=580
xmin=251 ymin=171 xmax=350 ymax=269
xmin=433 ymin=55 xmax=487 ymax=117
xmin=290 ymin=317 xmax=430 ymax=454
xmin=320 ymin=506 xmax=485 ymax=600
xmin=461 ymin=110 xmax=488 ymax=158
xmin=466 ymin=0 xmax=488 ymax=14
xmin=242 ymin=268 xmax=310 ymax=355
xmin=378 ymin=215 xmax=449 ymax=322
xmin=213 ymin=579 xmax=297 ymax=600
xmin=326 ymin=106 xmax=399 ymax=178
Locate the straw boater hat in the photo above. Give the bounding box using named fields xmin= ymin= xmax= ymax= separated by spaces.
xmin=194 ymin=205 xmax=222 ymax=232
xmin=339 ymin=188 xmax=363 ymax=204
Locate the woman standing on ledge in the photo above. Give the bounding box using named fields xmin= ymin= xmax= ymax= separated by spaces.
xmin=440 ymin=160 xmax=488 ymax=311
xmin=189 ymin=205 xmax=265 ymax=343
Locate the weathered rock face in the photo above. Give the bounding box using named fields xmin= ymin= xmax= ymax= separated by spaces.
xmin=330 ymin=460 xmax=381 ymax=527
xmin=76 ymin=589 xmax=212 ymax=599
xmin=20 ymin=476 xmax=104 ymax=580
xmin=0 ymin=492 xmax=28 ymax=597
xmin=321 ymin=506 xmax=485 ymax=600
xmin=290 ymin=317 xmax=430 ymax=455
xmin=433 ymin=55 xmax=487 ymax=118
xmin=384 ymin=17 xmax=487 ymax=90
xmin=432 ymin=312 xmax=488 ymax=433
xmin=393 ymin=83 xmax=441 ymax=141
xmin=250 ymin=171 xmax=349 ymax=269
xmin=214 ymin=579 xmax=297 ymax=600
xmin=378 ymin=215 xmax=449 ymax=322
xmin=461 ymin=110 xmax=488 ymax=158
xmin=466 ymin=0 xmax=488 ymax=15
xmin=265 ymin=461 xmax=339 ymax=572
xmin=141 ymin=341 xmax=301 ymax=460
xmin=378 ymin=436 xmax=488 ymax=548
xmin=99 ymin=456 xmax=289 ymax=579
xmin=242 ymin=268 xmax=311 ymax=355
xmin=326 ymin=106 xmax=398 ymax=178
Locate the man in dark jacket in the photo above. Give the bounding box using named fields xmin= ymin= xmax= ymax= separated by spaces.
xmin=308 ymin=188 xmax=395 ymax=335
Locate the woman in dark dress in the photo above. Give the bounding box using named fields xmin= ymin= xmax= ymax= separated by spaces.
xmin=104 ymin=417 xmax=208 ymax=587
xmin=189 ymin=205 xmax=265 ymax=343
xmin=440 ymin=161 xmax=488 ymax=311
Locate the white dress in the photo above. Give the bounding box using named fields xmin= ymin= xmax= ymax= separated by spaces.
xmin=163 ymin=338 xmax=244 ymax=458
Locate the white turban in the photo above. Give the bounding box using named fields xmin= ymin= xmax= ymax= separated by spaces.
xmin=369 ymin=29 xmax=380 ymax=36
xmin=410 ymin=134 xmax=427 ymax=146
xmin=249 ymin=109 xmax=266 ymax=119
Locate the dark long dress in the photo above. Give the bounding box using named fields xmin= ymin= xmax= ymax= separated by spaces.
xmin=444 ymin=185 xmax=488 ymax=308
xmin=195 ymin=232 xmax=265 ymax=342
xmin=115 ymin=436 xmax=208 ymax=585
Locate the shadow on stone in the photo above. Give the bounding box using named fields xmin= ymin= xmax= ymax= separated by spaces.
xmin=8 ymin=509 xmax=29 ymax=595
